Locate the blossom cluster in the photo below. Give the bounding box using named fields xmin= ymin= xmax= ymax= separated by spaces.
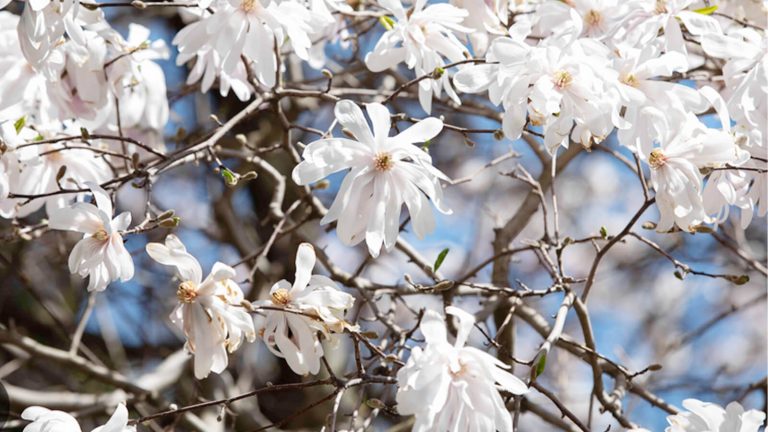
xmin=0 ymin=0 xmax=765 ymax=429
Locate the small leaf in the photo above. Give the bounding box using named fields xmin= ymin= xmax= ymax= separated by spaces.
xmin=14 ymin=116 xmax=26 ymax=134
xmin=599 ymin=226 xmax=608 ymax=239
xmin=221 ymin=168 xmax=238 ymax=186
xmin=80 ymin=127 xmax=90 ymax=140
xmin=693 ymin=5 xmax=718 ymax=15
xmin=433 ymin=248 xmax=450 ymax=272
xmin=535 ymin=352 xmax=547 ymax=378
xmin=674 ymin=270 xmax=684 ymax=280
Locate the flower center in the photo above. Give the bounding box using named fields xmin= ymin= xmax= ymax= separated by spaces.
xmin=622 ymin=73 xmax=640 ymax=88
xmin=373 ymin=152 xmax=395 ymax=172
xmin=649 ymin=149 xmax=667 ymax=169
xmin=449 ymin=360 xmax=469 ymax=378
xmin=552 ymin=70 xmax=573 ymax=89
xmin=584 ymin=9 xmax=602 ymax=28
xmin=92 ymin=229 xmax=109 ymax=241
xmin=655 ymin=0 xmax=668 ymax=14
xmin=240 ymin=0 xmax=261 ymax=12
xmin=177 ymin=281 xmax=198 ymax=303
xmin=271 ymin=288 xmax=291 ymax=306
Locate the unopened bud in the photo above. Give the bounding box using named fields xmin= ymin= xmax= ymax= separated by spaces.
xmin=235 ymin=134 xmax=247 ymax=146
xmin=56 ymin=165 xmax=67 ymax=182
xmin=157 ymin=209 xmax=175 ymax=220
xmin=159 ymin=217 xmax=181 ymax=228
xmin=131 ymin=0 xmax=147 ymax=8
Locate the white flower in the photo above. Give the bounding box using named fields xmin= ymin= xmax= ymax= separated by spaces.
xmin=292 ymin=100 xmax=452 ymax=257
xmin=396 ymin=306 xmax=528 ymax=432
xmin=173 ymin=0 xmax=315 ymax=93
xmin=665 ymin=399 xmax=765 ymax=432
xmin=1 ymin=121 xmax=112 ymax=218
xmin=702 ymin=27 xmax=767 ymax=148
xmin=258 ymin=243 xmax=354 ymax=375
xmin=145 ymin=234 xmax=256 ymax=379
xmin=22 ymin=402 xmax=135 ymax=432
xmin=450 ymin=0 xmax=505 ymax=56
xmin=613 ymin=44 xmax=708 ymax=156
xmin=646 ymin=111 xmax=738 ymax=232
xmin=618 ymin=0 xmax=721 ymax=54
xmin=364 ymin=0 xmax=471 ymax=113
xmin=48 ymin=182 xmax=134 ymax=292
xmin=455 ymin=35 xmax=625 ymax=152
xmin=535 ymin=0 xmax=633 ymax=39
xmin=104 ymin=23 xmax=170 ymax=132
xmin=17 ymin=0 xmax=104 ymax=69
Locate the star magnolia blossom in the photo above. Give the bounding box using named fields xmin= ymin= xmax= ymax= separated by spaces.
xmin=22 ymin=402 xmax=135 ymax=432
xmin=536 ymin=0 xmax=631 ymax=39
xmin=396 ymin=306 xmax=529 ymax=431
xmin=146 ymin=234 xmax=256 ymax=379
xmin=0 ymin=122 xmax=112 ymax=217
xmin=258 ymin=243 xmax=354 ymax=375
xmin=365 ymin=0 xmax=471 ymax=113
xmin=613 ymin=45 xmax=708 ymax=156
xmin=48 ymin=182 xmax=134 ymax=292
xmin=618 ymin=0 xmax=722 ymax=54
xmin=292 ymin=100 xmax=452 ymax=257
xmin=16 ymin=0 xmax=103 ymax=69
xmin=173 ymin=0 xmax=315 ymax=96
xmin=632 ymin=398 xmax=766 ymax=432
xmin=646 ymin=110 xmax=738 ymax=232
xmin=455 ymin=33 xmax=626 ymax=152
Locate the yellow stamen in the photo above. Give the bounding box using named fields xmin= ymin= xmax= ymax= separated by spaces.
xmin=553 ymin=70 xmax=573 ymax=89
xmin=177 ymin=281 xmax=198 ymax=303
xmin=584 ymin=9 xmax=602 ymax=28
xmin=373 ymin=152 xmax=395 ymax=172
xmin=649 ymin=149 xmax=667 ymax=169
xmin=93 ymin=229 xmax=109 ymax=241
xmin=271 ymin=288 xmax=291 ymax=306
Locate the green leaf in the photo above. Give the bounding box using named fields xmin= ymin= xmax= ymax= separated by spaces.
xmin=599 ymin=226 xmax=608 ymax=239
xmin=14 ymin=116 xmax=26 ymax=134
xmin=433 ymin=248 xmax=450 ymax=272
xmin=693 ymin=5 xmax=718 ymax=15
xmin=221 ymin=168 xmax=238 ymax=186
xmin=535 ymin=352 xmax=547 ymax=377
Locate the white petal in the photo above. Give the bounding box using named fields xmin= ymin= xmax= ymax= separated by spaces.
xmin=292 ymin=243 xmax=316 ymax=295
xmin=335 ymin=100 xmax=375 ymax=146
xmin=391 ymin=118 xmax=443 ymax=145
